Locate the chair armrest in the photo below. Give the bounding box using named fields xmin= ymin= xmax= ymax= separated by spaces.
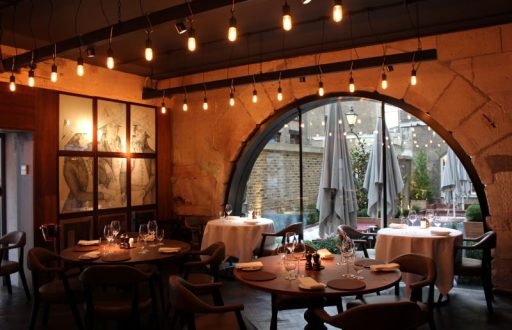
xmin=0 ymin=244 xmax=17 ymax=253
xmin=409 ymin=279 xmax=432 ymax=291
xmin=312 ymin=308 xmax=335 ymax=323
xmin=182 ymin=281 xmax=224 ymax=295
xmin=184 ymin=259 xmax=210 ymax=270
xmin=352 ymin=239 xmax=368 ymax=245
xmin=206 ymin=303 xmax=244 ymax=314
xmin=455 ymin=244 xmax=481 ymax=251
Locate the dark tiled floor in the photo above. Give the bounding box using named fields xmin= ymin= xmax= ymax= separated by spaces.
xmin=1 ymin=280 xmax=512 ymax=329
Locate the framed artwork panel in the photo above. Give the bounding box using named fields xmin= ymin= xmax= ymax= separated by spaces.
xmin=98 ymin=100 xmax=127 ymax=152
xmin=131 ymin=158 xmax=156 ymax=206
xmin=97 ymin=213 xmax=128 ymax=238
xmin=130 ymin=105 xmax=155 ymax=153
xmin=59 ymin=216 xmax=93 ymax=249
xmin=59 ymin=156 xmax=94 ymax=214
xmin=98 ymin=157 xmax=127 ymax=209
xmin=59 ymin=94 xmax=93 ymax=151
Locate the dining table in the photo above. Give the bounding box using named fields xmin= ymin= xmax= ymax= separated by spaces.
xmin=375 ymin=226 xmax=462 ymax=295
xmin=234 ymin=255 xmax=401 ymax=330
xmin=201 ymin=216 xmax=275 ymax=262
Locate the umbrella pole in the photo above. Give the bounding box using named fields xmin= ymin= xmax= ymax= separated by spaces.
xmin=381 ymin=102 xmax=388 ymax=227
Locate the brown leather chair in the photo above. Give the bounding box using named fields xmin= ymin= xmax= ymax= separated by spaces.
xmin=183 ymin=241 xmax=225 ymax=286
xmin=454 ymin=231 xmax=496 ymax=313
xmin=79 ymin=265 xmax=159 ymax=330
xmin=256 ymin=222 xmax=303 ymax=258
xmin=338 ymin=225 xmax=376 ymax=258
xmin=183 ymin=216 xmax=213 ymax=250
xmin=348 ymin=253 xmax=436 ymax=330
xmin=27 ymin=247 xmax=84 ymax=330
xmin=313 ymin=301 xmax=421 ymax=330
xmin=0 ymin=231 xmax=30 ymax=299
xmin=168 ymin=275 xmax=248 ymax=330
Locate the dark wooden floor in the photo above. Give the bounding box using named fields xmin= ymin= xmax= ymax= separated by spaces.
xmin=1 ymin=279 xmax=511 ymax=329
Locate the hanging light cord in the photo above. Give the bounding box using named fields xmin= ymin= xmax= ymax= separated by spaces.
xmin=100 ymin=0 xmax=110 ymax=26
xmin=109 ymin=25 xmax=114 ymax=48
xmin=47 ymin=0 xmax=54 ymax=44
xmin=11 ymin=4 xmax=17 ymax=71
xmin=139 ymin=0 xmax=153 ymax=34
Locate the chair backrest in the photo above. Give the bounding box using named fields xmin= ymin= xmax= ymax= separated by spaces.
xmin=200 ymin=241 xmax=226 ymax=263
xmin=27 ymin=247 xmax=61 ymax=272
xmin=390 ymin=253 xmax=436 ymax=303
xmin=0 ymin=231 xmax=26 ymax=263
xmin=276 ymin=222 xmax=303 ymax=242
xmin=338 ymin=225 xmax=364 ymax=240
xmin=326 ymin=301 xmax=420 ymax=330
xmin=168 ymin=275 xmax=219 ymax=314
xmin=79 ymin=265 xmax=149 ymax=286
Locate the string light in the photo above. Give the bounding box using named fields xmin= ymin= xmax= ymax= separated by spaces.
xmin=282 ymin=1 xmax=292 ymax=31
xmin=228 ymin=2 xmax=237 ymax=42
xmin=76 ymin=51 xmax=84 ymax=76
xmin=203 ymin=96 xmax=209 ymax=110
xmin=332 ymin=0 xmax=343 ymax=23
xmin=183 ymin=97 xmax=188 ymax=112
xmin=28 ymin=67 xmax=35 ymax=87
xmin=51 ymin=44 xmax=58 ymax=83
xmin=411 ymin=68 xmax=417 ymax=86
xmin=9 ymin=73 xmax=16 ymax=92
xmin=252 ymin=76 xmax=258 ymax=103
xmin=145 ymin=34 xmax=153 ymax=61
xmin=229 ymin=89 xmax=235 ymax=107
xmin=381 ymin=71 xmax=388 ymax=90
xmin=318 ymin=81 xmax=324 ymax=97
xmin=106 ymin=26 xmax=114 ymax=69
xmin=160 ymin=92 xmax=166 ymax=114
xmin=187 ymin=26 xmax=197 ymax=52
xmin=277 ymin=73 xmax=283 ymax=101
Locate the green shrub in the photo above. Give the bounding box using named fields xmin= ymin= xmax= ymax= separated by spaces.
xmin=465 ymin=204 xmax=483 ymax=222
xmin=305 ymin=235 xmax=339 ymax=254
xmin=411 ymin=149 xmax=433 ymax=201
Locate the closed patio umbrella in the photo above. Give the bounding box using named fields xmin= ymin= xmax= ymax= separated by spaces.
xmin=316 ymin=103 xmax=358 ymax=238
xmin=441 ymin=148 xmax=471 ymax=215
xmin=363 ymin=117 xmax=404 ymax=221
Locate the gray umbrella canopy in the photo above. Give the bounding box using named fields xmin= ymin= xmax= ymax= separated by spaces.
xmin=316 ymin=103 xmax=358 ymax=238
xmin=441 ymin=148 xmax=471 ymax=214
xmin=363 ymin=117 xmax=404 ymax=219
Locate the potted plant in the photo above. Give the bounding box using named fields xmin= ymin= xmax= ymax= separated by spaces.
xmin=464 ymin=204 xmax=484 ymax=239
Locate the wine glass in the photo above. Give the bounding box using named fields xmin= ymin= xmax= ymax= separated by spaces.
xmin=433 ymin=213 xmax=442 ymax=227
xmin=103 ymin=225 xmax=113 ymax=254
xmin=156 ymin=228 xmax=165 ymax=245
xmin=110 ymin=220 xmax=121 ymax=243
xmin=147 ymin=220 xmax=158 ymax=246
xmin=138 ymin=224 xmax=148 ymax=254
xmin=426 ymin=209 xmax=435 ymax=226
xmin=284 ymin=232 xmax=297 ymax=254
xmin=292 ymin=238 xmax=306 ymax=277
xmin=284 ymin=255 xmax=297 ymax=280
xmin=225 ymin=204 xmax=233 ymax=219
xmin=276 ymin=244 xmax=288 ymax=264
xmin=408 ymin=210 xmax=418 ymax=227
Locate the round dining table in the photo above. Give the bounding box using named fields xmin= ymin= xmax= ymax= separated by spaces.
xmin=60 ymin=239 xmax=191 ymax=265
xmin=375 ymin=227 xmax=462 ymax=295
xmin=234 ymin=255 xmax=401 ymax=329
xmin=201 ymin=217 xmax=275 ymax=262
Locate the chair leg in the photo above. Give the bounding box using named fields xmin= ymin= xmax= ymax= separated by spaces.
xmin=19 ymin=268 xmax=31 ymax=300
xmin=482 ymin=272 xmax=494 ymax=314
xmin=42 ymin=303 xmax=50 ymax=325
xmin=5 ymin=274 xmax=12 ymax=295
xmin=336 ymin=297 xmax=344 ymax=313
xmin=29 ymin=296 xmax=40 ymax=330
xmin=270 ymin=294 xmax=278 ymax=330
xmin=235 ymin=310 xmax=247 ymax=330
xmin=69 ymin=300 xmax=85 ymax=330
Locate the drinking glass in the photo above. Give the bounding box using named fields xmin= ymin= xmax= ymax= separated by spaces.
xmin=103 ymin=225 xmax=113 ymax=254
xmin=433 ymin=214 xmax=442 ymax=227
xmin=156 ymin=228 xmax=165 ymax=245
xmin=284 ymin=232 xmax=297 ymax=254
xmin=147 ymin=220 xmax=158 ymax=246
xmin=225 ymin=204 xmax=233 ymax=219
xmin=293 ymin=240 xmax=306 ymax=277
xmin=284 ymin=255 xmax=297 ymax=280
xmin=340 ymin=237 xmax=355 ymax=277
xmin=111 ymin=220 xmax=121 ymax=243
xmin=276 ymin=244 xmax=288 ymax=264
xmin=408 ymin=210 xmax=418 ymax=227
xmin=426 ymin=209 xmax=435 ymax=226
xmin=138 ymin=224 xmax=148 ymax=254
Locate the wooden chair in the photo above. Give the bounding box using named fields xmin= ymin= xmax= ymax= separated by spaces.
xmin=168 ymin=275 xmax=248 ymax=330
xmin=27 ymin=247 xmax=84 ymax=330
xmin=454 ymin=231 xmax=496 ymax=313
xmin=183 ymin=241 xmax=225 ymax=288
xmin=313 ymin=301 xmax=421 ymax=330
xmin=0 ymin=231 xmax=30 ymax=299
xmin=338 ymin=225 xmax=376 ymax=258
xmin=348 ymin=253 xmax=436 ymax=330
xmin=256 ymin=222 xmax=303 ymax=258
xmin=79 ymin=265 xmax=159 ymax=330
xmin=183 ymin=216 xmax=212 ymax=250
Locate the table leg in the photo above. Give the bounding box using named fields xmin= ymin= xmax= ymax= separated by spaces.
xmin=303 ymin=298 xmax=327 ymax=330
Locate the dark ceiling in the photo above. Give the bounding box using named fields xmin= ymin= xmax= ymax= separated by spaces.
xmin=1 ymin=0 xmax=512 ymax=80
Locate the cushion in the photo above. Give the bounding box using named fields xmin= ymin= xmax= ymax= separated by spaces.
xmin=0 ymin=260 xmax=19 ymax=275
xmin=92 ymin=291 xmax=152 ymax=319
xmin=39 ymin=277 xmax=82 ymax=303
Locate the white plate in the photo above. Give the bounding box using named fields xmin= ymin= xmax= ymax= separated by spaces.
xmin=298 ymin=283 xmax=326 ymax=290
xmin=244 ymin=220 xmax=259 ymax=225
xmin=430 ymin=229 xmax=450 ymax=236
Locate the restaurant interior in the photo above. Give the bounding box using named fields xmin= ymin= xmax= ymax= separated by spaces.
xmin=1 ymin=0 xmax=512 ymax=329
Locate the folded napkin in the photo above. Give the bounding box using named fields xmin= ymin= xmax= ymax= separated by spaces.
xmin=317 ymin=248 xmax=334 ymax=259
xmin=298 ymin=277 xmax=326 ymax=290
xmin=370 ymin=263 xmax=400 ymax=272
xmin=158 ymin=247 xmax=181 ymax=253
xmin=430 ymin=228 xmax=450 ymax=236
xmin=244 ymin=220 xmax=259 ymax=225
xmin=145 ymin=235 xmax=155 ymax=242
xmin=235 ymin=261 xmax=263 ymax=271
xmin=77 ymin=240 xmax=100 ymax=246
xmin=389 ymin=223 xmax=408 ymax=229
xmin=78 ymin=251 xmax=100 ymax=260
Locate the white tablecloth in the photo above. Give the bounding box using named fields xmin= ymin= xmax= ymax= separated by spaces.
xmin=375 ymin=227 xmax=463 ymax=295
xmin=201 ymin=217 xmax=275 ymax=262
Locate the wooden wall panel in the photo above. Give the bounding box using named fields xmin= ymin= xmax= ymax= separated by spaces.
xmin=0 ymin=83 xmax=36 ymax=131
xmin=157 ymin=110 xmax=173 ymax=220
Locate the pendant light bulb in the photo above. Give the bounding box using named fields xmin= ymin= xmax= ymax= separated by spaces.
xmin=318 ymin=81 xmax=324 ymax=97
xmin=381 ymin=72 xmax=388 ymax=90
xmin=229 ymin=91 xmax=235 ymax=107
xmin=333 ymin=0 xmax=343 ymax=23
xmin=76 ymin=56 xmax=85 ymax=76
xmin=349 ymin=76 xmax=355 ymax=93
xmin=107 ymin=48 xmax=114 ymax=69
xmin=228 ymin=14 xmax=237 ymax=42
xmin=145 ymin=37 xmax=153 ymax=61
xmin=277 ymin=86 xmax=283 ymax=101
xmin=410 ymin=69 xmax=417 ymax=86
xmin=28 ymin=69 xmax=35 ymax=87
xmin=51 ymin=64 xmax=58 ymax=83
xmin=183 ymin=98 xmax=188 ymax=112
xmin=252 ymin=89 xmax=258 ymax=103
xmin=203 ymin=97 xmax=209 ymax=111
xmin=9 ymin=74 xmax=16 ymax=92
xmin=187 ymin=28 xmax=197 ymax=52
xmin=282 ymin=2 xmax=292 ymax=31
xmin=161 ymin=102 xmax=167 ymax=114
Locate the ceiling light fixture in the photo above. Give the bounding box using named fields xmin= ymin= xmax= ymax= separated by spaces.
xmin=229 ymin=84 xmax=235 ymax=107
xmin=51 ymin=44 xmax=58 ymax=83
xmin=175 ymin=21 xmax=187 ymax=34
xmin=183 ymin=97 xmax=188 ymax=112
xmin=106 ymin=26 xmax=114 ymax=69
xmin=28 ymin=67 xmax=35 ymax=87
xmin=86 ymin=45 xmax=95 ymax=57
xmin=9 ymin=67 xmax=16 ymax=92
xmin=145 ymin=33 xmax=153 ymax=61
xmin=160 ymin=91 xmax=167 ymax=114
xmin=317 ymin=66 xmax=324 ymax=97
xmin=349 ymin=61 xmax=355 ymax=93
xmin=302 ymin=0 xmax=313 ymax=4
xmin=381 ymin=70 xmax=388 ymax=90
xmin=228 ymin=1 xmax=237 ymax=42
xmin=411 ymin=67 xmax=417 ymax=86
xmin=76 ymin=49 xmax=84 ymax=76
xmin=333 ymin=0 xmax=343 ymax=23
xmin=282 ymin=1 xmax=292 ymax=31
xmin=187 ymin=25 xmax=197 ymax=52
xmin=252 ymin=75 xmax=258 ymax=103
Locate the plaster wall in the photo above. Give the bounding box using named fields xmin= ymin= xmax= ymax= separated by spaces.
xmin=165 ymin=25 xmax=512 ymax=292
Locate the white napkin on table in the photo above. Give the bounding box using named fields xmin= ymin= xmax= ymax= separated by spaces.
xmin=235 ymin=261 xmax=263 ymax=271
xmin=77 ymin=240 xmax=100 ymax=246
xmin=158 ymin=247 xmax=181 ymax=253
xmin=317 ymin=249 xmax=334 ymax=259
xmin=78 ymin=251 xmax=100 ymax=260
xmin=389 ymin=223 xmax=408 ymax=229
xmin=298 ymin=277 xmax=326 ymax=290
xmin=370 ymin=263 xmax=400 ymax=272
